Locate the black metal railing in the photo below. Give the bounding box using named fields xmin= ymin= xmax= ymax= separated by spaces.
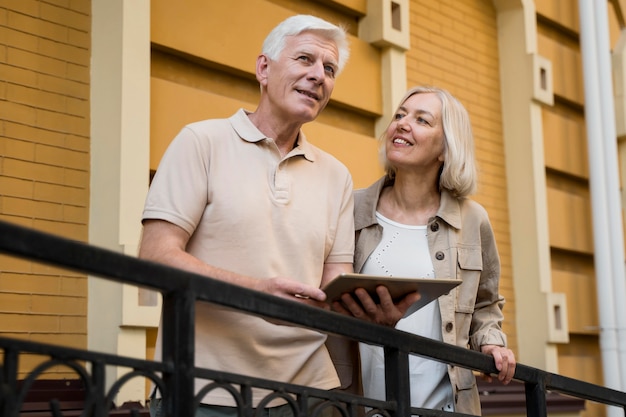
xmin=0 ymin=219 xmax=625 ymax=417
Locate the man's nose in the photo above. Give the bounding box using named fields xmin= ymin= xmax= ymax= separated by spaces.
xmin=307 ymin=61 xmax=326 ymax=83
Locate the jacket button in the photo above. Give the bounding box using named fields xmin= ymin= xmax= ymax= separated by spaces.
xmin=430 ymin=222 xmax=439 ymax=232
xmin=445 ymin=322 xmax=454 ymax=332
xmin=435 ymin=251 xmax=445 ymax=260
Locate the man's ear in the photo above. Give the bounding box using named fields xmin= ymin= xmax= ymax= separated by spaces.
xmin=256 ymin=54 xmax=269 ymax=86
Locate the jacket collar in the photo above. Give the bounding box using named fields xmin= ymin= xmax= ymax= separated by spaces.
xmin=354 ymin=175 xmax=463 ymax=231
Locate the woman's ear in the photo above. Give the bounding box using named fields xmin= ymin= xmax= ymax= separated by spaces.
xmin=438 ymin=139 xmax=446 ymax=162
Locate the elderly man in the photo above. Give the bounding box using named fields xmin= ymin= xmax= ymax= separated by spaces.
xmin=139 ymin=14 xmax=354 ymax=417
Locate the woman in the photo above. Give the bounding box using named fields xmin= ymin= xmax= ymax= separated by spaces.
xmin=339 ymin=86 xmax=515 ymax=414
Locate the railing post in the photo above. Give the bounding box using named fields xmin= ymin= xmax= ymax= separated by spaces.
xmin=161 ymin=289 xmax=196 ymax=417
xmin=90 ymin=360 xmax=107 ymax=417
xmin=525 ymin=381 xmax=548 ymax=417
xmin=384 ymin=346 xmax=411 ymax=417
xmin=1 ymin=348 xmax=18 ymax=417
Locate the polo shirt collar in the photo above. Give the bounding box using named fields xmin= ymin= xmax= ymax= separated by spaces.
xmin=230 ymin=109 xmax=316 ymax=162
xmin=231 ymin=109 xmax=266 ymax=143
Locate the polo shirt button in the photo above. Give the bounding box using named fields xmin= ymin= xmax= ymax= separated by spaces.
xmin=430 ymin=222 xmax=439 ymax=232
xmin=445 ymin=322 xmax=454 ymax=332
xmin=435 ymin=251 xmax=445 ymax=260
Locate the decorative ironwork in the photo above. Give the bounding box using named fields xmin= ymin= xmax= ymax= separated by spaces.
xmin=0 ymin=219 xmax=625 ymax=417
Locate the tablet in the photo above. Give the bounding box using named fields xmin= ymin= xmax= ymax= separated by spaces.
xmin=323 ymin=273 xmax=461 ymax=313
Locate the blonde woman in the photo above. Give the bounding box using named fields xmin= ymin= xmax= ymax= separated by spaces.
xmin=336 ymin=86 xmax=515 ymax=414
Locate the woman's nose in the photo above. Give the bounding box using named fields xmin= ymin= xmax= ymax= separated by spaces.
xmin=397 ymin=118 xmax=409 ymax=131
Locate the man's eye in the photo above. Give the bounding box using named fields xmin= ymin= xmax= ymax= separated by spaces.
xmin=324 ymin=65 xmax=336 ymax=76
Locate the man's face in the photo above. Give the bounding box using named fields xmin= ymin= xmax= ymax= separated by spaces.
xmin=260 ymin=31 xmax=339 ymax=124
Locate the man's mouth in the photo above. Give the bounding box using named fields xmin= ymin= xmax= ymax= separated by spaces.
xmin=297 ymin=89 xmax=320 ymax=101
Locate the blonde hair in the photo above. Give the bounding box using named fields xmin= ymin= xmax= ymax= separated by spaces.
xmin=380 ymin=86 xmax=477 ymax=197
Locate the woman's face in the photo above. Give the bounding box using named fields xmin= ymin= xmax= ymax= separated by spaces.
xmin=385 ymin=92 xmax=446 ymax=173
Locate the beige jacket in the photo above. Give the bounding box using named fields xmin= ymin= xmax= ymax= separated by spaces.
xmin=352 ymin=176 xmax=508 ymax=415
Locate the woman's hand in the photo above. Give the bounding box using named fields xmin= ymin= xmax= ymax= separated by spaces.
xmin=480 ymin=344 xmax=516 ymax=384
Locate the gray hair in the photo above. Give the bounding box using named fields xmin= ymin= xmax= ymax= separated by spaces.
xmin=262 ymin=15 xmax=350 ymax=74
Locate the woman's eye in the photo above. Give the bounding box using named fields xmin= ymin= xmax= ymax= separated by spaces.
xmin=393 ymin=113 xmax=404 ymax=120
xmin=417 ymin=117 xmax=430 ymax=125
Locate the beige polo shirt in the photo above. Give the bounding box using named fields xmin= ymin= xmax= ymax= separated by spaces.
xmin=143 ymin=109 xmax=354 ymax=406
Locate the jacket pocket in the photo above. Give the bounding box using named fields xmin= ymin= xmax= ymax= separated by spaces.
xmin=456 ymin=247 xmax=483 ymax=311
xmin=453 ymin=367 xmax=481 ymax=414
xmin=457 ymin=246 xmax=482 ymax=271
xmin=454 ymin=366 xmax=477 ymax=390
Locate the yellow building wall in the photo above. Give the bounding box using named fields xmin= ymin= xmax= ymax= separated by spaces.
xmin=149 ymin=0 xmax=384 ymax=189
xmin=534 ymin=1 xmax=626 ymax=415
xmin=536 ymin=1 xmax=604 ymax=409
xmin=0 ymin=0 xmax=91 ymax=378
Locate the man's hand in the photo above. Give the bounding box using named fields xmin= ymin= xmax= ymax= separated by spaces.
xmin=480 ymin=344 xmax=516 ymax=384
xmin=254 ymin=276 xmax=330 ymax=308
xmin=140 ymin=221 xmax=331 ymax=309
xmin=331 ymin=285 xmax=421 ymax=326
